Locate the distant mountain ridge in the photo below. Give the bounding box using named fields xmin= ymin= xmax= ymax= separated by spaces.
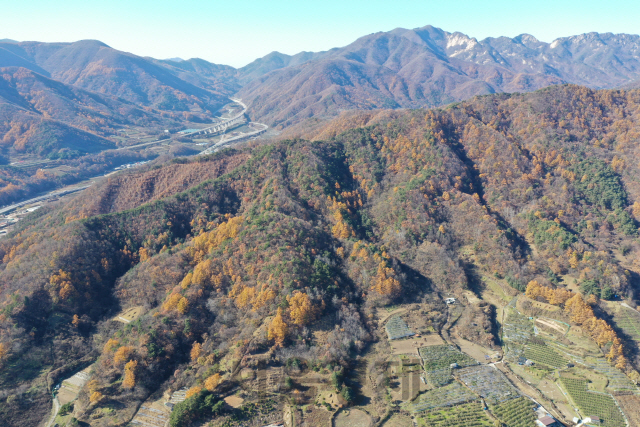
xmin=235 ymin=25 xmax=640 ymax=126
xmin=2 ymin=25 xmax=640 ymax=142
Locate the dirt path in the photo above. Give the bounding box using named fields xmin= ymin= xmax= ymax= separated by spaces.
xmin=44 ymin=395 xmax=59 ymax=427
xmin=378 ymin=308 xmax=407 ymax=325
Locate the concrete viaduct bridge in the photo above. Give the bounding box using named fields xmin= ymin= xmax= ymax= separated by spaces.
xmin=187 ymin=97 xmax=248 ymax=136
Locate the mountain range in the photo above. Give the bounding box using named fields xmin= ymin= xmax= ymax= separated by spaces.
xmin=236 ymin=26 xmax=640 ymax=126
xmin=2 ymin=26 xmax=640 ymax=144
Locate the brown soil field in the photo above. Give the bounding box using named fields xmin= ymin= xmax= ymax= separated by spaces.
xmin=57 ymin=365 xmax=92 ymax=405
xmin=224 ymin=395 xmax=244 ymax=408
xmin=616 ymin=394 xmax=640 ymax=426
xmin=453 ymin=335 xmax=498 ymax=362
xmin=517 ymin=296 xmax=560 ymax=313
xmin=382 ymin=414 xmax=412 ymax=427
xmin=113 ymin=305 xmax=145 ymax=323
xmin=391 ymin=335 xmax=443 ymax=355
xmin=300 ymin=405 xmax=332 ymax=427
xmin=535 ymin=318 xmax=568 ymax=334
xmin=317 ymin=390 xmax=342 ymax=410
xmin=463 ymin=290 xmax=481 ymax=304
xmin=334 ymin=408 xmax=372 ymax=427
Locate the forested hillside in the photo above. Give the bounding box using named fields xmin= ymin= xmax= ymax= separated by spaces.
xmin=1 ymin=85 xmax=640 ymax=425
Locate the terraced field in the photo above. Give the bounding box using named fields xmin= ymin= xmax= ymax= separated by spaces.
xmin=502 ymin=307 xmax=534 ymax=361
xmin=490 ymin=396 xmax=537 ymax=427
xmin=612 ymin=306 xmax=640 ymax=342
xmin=411 ymin=382 xmax=477 ymax=413
xmin=418 ymin=345 xmax=478 ymax=387
xmin=524 ymin=342 xmax=567 ymax=368
xmin=559 ymin=377 xmax=626 ymax=427
xmin=416 ymin=401 xmax=493 ymax=427
xmin=456 ymin=365 xmax=520 ymax=405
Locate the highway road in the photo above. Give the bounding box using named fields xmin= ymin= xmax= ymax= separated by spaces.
xmin=199 ymin=122 xmax=268 ymax=155
xmin=0 ymin=98 xmax=268 ymax=217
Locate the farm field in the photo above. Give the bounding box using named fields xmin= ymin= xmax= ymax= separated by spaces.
xmin=559 ymin=377 xmax=626 ymax=427
xmin=334 ymin=408 xmax=372 ymax=427
xmin=113 ymin=306 xmax=145 ymax=323
xmin=612 ymin=306 xmax=640 ymax=342
xmin=419 ymin=345 xmax=478 ymax=386
xmin=502 ymin=307 xmax=534 ymax=361
xmin=382 ymin=413 xmax=413 ymax=427
xmin=615 ymin=393 xmax=640 ymax=426
xmin=490 ymin=396 xmax=537 ymax=427
xmin=386 ymin=315 xmax=415 ymax=340
xmin=524 ymin=342 xmax=567 ymax=368
xmin=416 ymin=401 xmax=493 ymax=427
xmin=410 ymin=382 xmax=476 ymax=412
xmin=456 ymin=365 xmax=520 ymax=405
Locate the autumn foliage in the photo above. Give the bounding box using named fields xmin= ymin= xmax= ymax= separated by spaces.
xmin=268 ymin=308 xmax=288 ymax=347
xmin=122 ymin=360 xmax=138 ymax=389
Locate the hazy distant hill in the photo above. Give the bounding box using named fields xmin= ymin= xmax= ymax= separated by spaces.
xmin=236 ymin=25 xmax=640 ymax=127
xmin=0 ymin=40 xmax=228 ymax=113
xmin=156 ymin=57 xmax=241 ymax=96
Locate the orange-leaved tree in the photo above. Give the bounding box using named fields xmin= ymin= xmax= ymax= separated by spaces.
xmin=190 ymin=342 xmax=202 ymax=362
xmin=122 ymin=360 xmax=138 ymax=389
xmin=204 ymin=373 xmax=221 ymax=391
xmin=268 ymin=307 xmax=288 ymax=347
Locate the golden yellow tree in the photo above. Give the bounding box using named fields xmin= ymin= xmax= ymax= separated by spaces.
xmin=114 ymin=346 xmax=134 ymax=366
xmin=525 ymin=281 xmax=542 ymax=300
xmin=204 ymin=373 xmax=221 ymax=391
xmin=139 ymin=247 xmax=151 ymax=262
xmin=177 ymin=297 xmax=189 ymax=314
xmin=0 ymin=342 xmax=8 ymax=362
xmin=190 ymin=342 xmax=202 ymax=362
xmin=181 ymin=272 xmax=193 ymax=289
xmin=103 ymin=339 xmax=119 ymax=353
xmin=287 ymin=292 xmax=318 ymax=326
xmin=268 ymin=307 xmax=288 ymax=347
xmin=89 ymin=391 xmax=103 ymax=404
xmin=122 ymin=360 xmax=137 ymax=389
xmin=372 ymin=263 xmax=401 ymax=296
xmin=163 ymin=293 xmax=182 ymax=311
xmin=185 ymin=385 xmax=202 ymax=398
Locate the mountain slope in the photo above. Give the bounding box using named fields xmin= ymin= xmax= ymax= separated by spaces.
xmin=0 ymin=40 xmax=228 ymax=113
xmin=2 ymin=85 xmax=640 ymax=426
xmin=237 ymin=25 xmax=640 ymax=127
xmin=0 ymin=66 xmax=181 ymax=156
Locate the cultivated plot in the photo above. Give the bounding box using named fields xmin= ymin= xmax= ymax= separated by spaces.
xmin=416 ymin=400 xmax=493 ymax=427
xmin=418 ymin=345 xmax=478 ymax=387
xmin=410 ymin=381 xmax=477 ymax=413
xmin=489 ymin=396 xmax=537 ymax=427
xmin=523 ymin=342 xmax=567 ymax=368
xmin=386 ymin=315 xmax=415 ymax=340
xmin=456 ymin=365 xmax=520 ymax=405
xmin=559 ymin=377 xmax=626 ymax=427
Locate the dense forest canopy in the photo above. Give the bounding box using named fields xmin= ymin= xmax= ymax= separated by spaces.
xmin=1 ymin=84 xmax=640 ymax=425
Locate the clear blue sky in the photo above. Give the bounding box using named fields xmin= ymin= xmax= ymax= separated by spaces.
xmin=2 ymin=0 xmax=639 ymax=67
